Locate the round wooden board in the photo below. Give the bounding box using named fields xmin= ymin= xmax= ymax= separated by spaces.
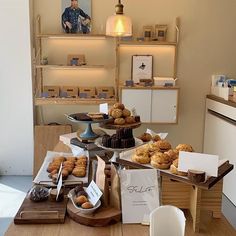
xmin=100 ymin=122 xmax=141 ymax=130
xmin=67 ymin=201 xmax=121 ymax=226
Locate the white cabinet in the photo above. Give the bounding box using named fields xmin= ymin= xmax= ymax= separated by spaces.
xmin=121 ymin=87 xmax=179 ymax=123
xmin=204 ymin=98 xmax=236 ymax=206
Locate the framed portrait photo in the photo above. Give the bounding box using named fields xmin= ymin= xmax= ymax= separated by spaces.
xmin=132 ymin=55 xmax=153 ymax=84
xmin=61 ymin=0 xmax=92 ymax=34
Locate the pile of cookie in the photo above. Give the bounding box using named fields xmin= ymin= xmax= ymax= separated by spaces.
xmin=132 ymin=140 xmax=193 ymax=176
xmin=109 ymin=103 xmax=140 ymax=125
xmin=47 ymin=155 xmax=88 ymax=182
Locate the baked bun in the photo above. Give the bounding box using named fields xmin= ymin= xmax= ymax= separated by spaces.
xmin=152 ymin=135 xmax=161 ymax=142
xmin=111 ymin=109 xmax=123 ymax=118
xmin=114 ymin=118 xmax=125 ymax=125
xmin=155 ymin=140 xmax=171 ymax=152
xmin=122 ymin=108 xmax=131 ymax=117
xmin=176 ymin=144 xmax=193 ymax=152
xmin=135 ymin=145 xmax=149 ymax=156
xmin=81 ymin=201 xmax=93 ymax=209
xmin=125 ymin=116 xmax=136 ymax=124
xmin=138 ymin=133 xmax=152 ymax=142
xmin=132 ymin=153 xmax=150 ymax=164
xmin=170 ymin=159 xmax=187 ymax=176
xmin=113 ymin=103 xmax=125 ymax=110
xmin=148 ymin=143 xmax=160 ymax=155
xmin=164 ymin=149 xmax=178 ymax=162
xmin=151 ymin=152 xmax=171 ymax=169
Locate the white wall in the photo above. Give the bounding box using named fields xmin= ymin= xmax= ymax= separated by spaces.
xmin=0 ymin=0 xmax=34 ymax=175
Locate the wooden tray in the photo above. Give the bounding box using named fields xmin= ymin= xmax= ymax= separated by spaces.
xmin=67 ymin=201 xmax=121 ymax=226
xmin=100 ymin=121 xmax=141 ymax=130
xmin=14 ymin=195 xmax=68 ymax=224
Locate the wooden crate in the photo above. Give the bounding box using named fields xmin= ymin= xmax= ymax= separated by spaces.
xmin=61 ymin=86 xmax=78 ymax=98
xmin=79 ymin=87 xmax=96 ymax=98
xmin=43 ymin=86 xmax=60 ymax=98
xmin=96 ymin=87 xmax=115 ymax=98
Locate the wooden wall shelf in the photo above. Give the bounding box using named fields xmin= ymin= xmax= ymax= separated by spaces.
xmin=35 ymin=65 xmax=106 ymax=70
xmin=35 ymin=98 xmax=117 ymax=106
xmin=36 ymin=34 xmax=107 ymax=39
xmin=118 ymin=41 xmax=177 ymax=46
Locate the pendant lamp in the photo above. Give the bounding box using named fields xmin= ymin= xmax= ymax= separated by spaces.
xmin=106 ymin=0 xmax=132 ymax=37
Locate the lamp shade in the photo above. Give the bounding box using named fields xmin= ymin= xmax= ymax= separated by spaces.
xmin=106 ymin=14 xmax=132 ymax=37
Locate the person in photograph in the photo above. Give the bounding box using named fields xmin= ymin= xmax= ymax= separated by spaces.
xmin=62 ymin=0 xmax=91 ymax=33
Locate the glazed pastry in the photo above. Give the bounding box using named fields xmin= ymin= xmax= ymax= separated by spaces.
xmin=122 ymin=108 xmax=131 ymax=117
xmin=151 ymin=152 xmax=171 ymax=169
xmin=111 ymin=109 xmax=123 ymax=118
xmin=75 ymin=158 xmax=87 ymax=166
xmin=47 ymin=163 xmax=60 ymax=173
xmin=72 ymin=167 xmax=86 ymax=177
xmin=176 ymin=144 xmax=194 ymax=153
xmin=66 ymin=156 xmax=77 ymax=162
xmin=114 ymin=118 xmax=125 ymax=125
xmin=53 ymin=156 xmax=66 ymax=162
xmin=113 ymin=102 xmax=125 ymax=110
xmin=132 ymin=153 xmax=150 ymax=164
xmin=81 ymin=201 xmax=94 ymax=209
xmin=138 ymin=133 xmax=152 ymax=142
xmin=156 ymin=140 xmax=171 ymax=152
xmin=125 ymin=116 xmax=136 ymax=124
xmin=63 ymin=160 xmax=75 ymax=167
xmin=48 ymin=169 xmax=58 ymax=178
xmin=152 ymin=134 xmax=161 ymax=142
xmin=63 ymin=166 xmax=73 ymax=174
xmin=170 ymin=159 xmax=187 ymax=176
xmin=61 ymin=169 xmax=69 ymax=180
xmin=74 ymin=195 xmax=88 ymax=206
xmin=164 ymin=149 xmax=178 ymax=162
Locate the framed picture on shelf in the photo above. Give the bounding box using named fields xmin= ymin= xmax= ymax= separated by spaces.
xmin=155 ymin=24 xmax=168 ymax=41
xmin=132 ymin=55 xmax=153 ymax=84
xmin=61 ymin=0 xmax=91 ymax=34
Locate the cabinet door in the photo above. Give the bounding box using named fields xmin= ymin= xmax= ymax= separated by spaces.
xmin=151 ymin=90 xmax=178 ymax=123
xmin=121 ymin=89 xmax=152 ymax=122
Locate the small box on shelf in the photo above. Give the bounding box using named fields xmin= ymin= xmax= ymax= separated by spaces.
xmin=79 ymin=87 xmax=96 ymax=98
xmin=43 ymin=86 xmax=60 ymax=98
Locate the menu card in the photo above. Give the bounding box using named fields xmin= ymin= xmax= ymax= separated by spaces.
xmin=120 ymin=169 xmax=159 ymax=224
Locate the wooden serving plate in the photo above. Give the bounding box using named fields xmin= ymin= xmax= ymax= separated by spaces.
xmin=67 ymin=200 xmax=121 ymax=226
xmin=100 ymin=121 xmax=141 ymax=130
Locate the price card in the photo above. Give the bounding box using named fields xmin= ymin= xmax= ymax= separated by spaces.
xmin=120 ymin=169 xmax=160 ymax=224
xmin=56 ymin=173 xmax=63 ymax=201
xmin=86 ymin=180 xmax=103 ymax=206
xmin=99 ymin=103 xmax=108 ymax=114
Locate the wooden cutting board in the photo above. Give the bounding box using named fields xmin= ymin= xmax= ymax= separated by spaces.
xmin=34 ymin=124 xmax=72 ymax=177
xmin=14 ymin=195 xmax=68 ymax=224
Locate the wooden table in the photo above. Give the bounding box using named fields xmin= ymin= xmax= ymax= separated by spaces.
xmin=5 ymin=142 xmax=235 ymax=235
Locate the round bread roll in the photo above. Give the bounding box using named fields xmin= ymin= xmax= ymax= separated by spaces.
xmin=135 ymin=145 xmax=149 ymax=156
xmin=148 ymin=142 xmax=160 ymax=154
xmin=138 ymin=133 xmax=152 ymax=142
xmin=74 ymin=195 xmax=88 ymax=206
xmin=81 ymin=201 xmax=94 ymax=209
xmin=111 ymin=109 xmax=123 ymax=119
xmin=164 ymin=149 xmax=178 ymax=162
xmin=176 ymin=144 xmax=193 ymax=152
xmin=122 ymin=108 xmax=131 ymax=117
xmin=151 ymin=152 xmax=171 ymax=169
xmin=125 ymin=116 xmax=136 ymax=124
xmin=113 ymin=102 xmax=125 ymax=110
xmin=155 ymin=140 xmax=171 ymax=152
xmin=170 ymin=159 xmax=187 ymax=176
xmin=132 ymin=153 xmax=150 ymax=164
xmin=114 ymin=118 xmax=125 ymax=125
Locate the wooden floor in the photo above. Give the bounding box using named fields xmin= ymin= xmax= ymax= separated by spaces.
xmin=5 ymin=210 xmax=236 ymax=236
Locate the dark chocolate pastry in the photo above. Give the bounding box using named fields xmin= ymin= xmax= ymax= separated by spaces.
xmin=124 ymin=128 xmax=133 ymax=139
xmin=29 ymin=185 xmax=49 ymax=202
xmin=74 ymin=184 xmax=84 ymax=194
xmin=116 ymin=128 xmax=125 ymax=139
xmin=111 ymin=138 xmax=120 ymax=148
xmin=102 ymin=114 xmax=109 ymax=119
xmin=102 ymin=134 xmax=111 ymax=147
xmin=121 ymin=138 xmax=135 ymax=148
xmin=76 ymin=190 xmax=88 ymax=198
xmin=72 ymin=113 xmax=92 ymax=121
xmin=134 ymin=116 xmax=141 ymax=122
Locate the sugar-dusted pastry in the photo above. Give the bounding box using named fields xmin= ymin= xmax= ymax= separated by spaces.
xmin=111 ymin=109 xmax=123 ymax=118
xmin=170 ymin=159 xmax=187 ymax=176
xmin=155 ymin=140 xmax=171 ymax=152
xmin=138 ymin=133 xmax=152 ymax=142
xmin=151 ymin=152 xmax=171 ymax=169
xmin=81 ymin=201 xmax=94 ymax=209
xmin=176 ymin=144 xmax=194 ymax=152
xmin=122 ymin=108 xmax=131 ymax=117
xmin=125 ymin=116 xmax=136 ymax=124
xmin=132 ymin=153 xmax=150 ymax=164
xmin=164 ymin=149 xmax=178 ymax=162
xmin=114 ymin=118 xmax=125 ymax=125
xmin=113 ymin=102 xmax=125 ymax=110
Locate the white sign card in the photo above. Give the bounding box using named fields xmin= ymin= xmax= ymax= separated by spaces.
xmin=178 ymin=151 xmax=219 ymax=177
xmin=99 ymin=103 xmax=108 ymax=114
xmin=120 ymin=169 xmax=160 ymax=224
xmin=146 ymin=128 xmax=168 ymax=140
xmin=86 ymin=180 xmax=103 ymax=206
xmin=56 ymin=173 xmax=63 ymax=201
